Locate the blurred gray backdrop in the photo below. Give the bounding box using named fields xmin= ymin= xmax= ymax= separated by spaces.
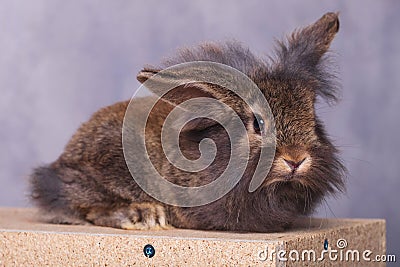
xmin=1 ymin=0 xmax=399 ymax=261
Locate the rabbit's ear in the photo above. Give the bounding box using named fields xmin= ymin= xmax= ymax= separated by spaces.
xmin=137 ymin=68 xmax=216 ymax=106
xmin=276 ymin=12 xmax=339 ymax=69
xmin=137 ymin=68 xmax=160 ymax=84
xmin=138 ymin=68 xmax=222 ymax=132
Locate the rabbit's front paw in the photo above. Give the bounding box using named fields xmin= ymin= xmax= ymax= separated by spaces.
xmin=86 ymin=203 xmax=172 ymax=230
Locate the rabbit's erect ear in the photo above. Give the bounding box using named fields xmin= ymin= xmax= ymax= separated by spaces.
xmin=277 ymin=12 xmax=339 ymax=69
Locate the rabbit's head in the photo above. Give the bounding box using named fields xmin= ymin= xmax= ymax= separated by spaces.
xmin=134 ymin=13 xmax=345 ymax=221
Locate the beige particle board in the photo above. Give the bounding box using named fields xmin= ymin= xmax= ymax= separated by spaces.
xmin=0 ymin=208 xmax=385 ymax=266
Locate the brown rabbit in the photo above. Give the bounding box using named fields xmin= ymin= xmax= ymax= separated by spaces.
xmin=30 ymin=12 xmax=345 ymax=232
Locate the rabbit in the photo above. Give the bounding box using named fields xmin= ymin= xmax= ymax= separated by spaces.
xmin=30 ymin=12 xmax=345 ymax=232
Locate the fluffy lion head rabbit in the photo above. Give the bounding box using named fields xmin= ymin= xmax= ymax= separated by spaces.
xmin=30 ymin=12 xmax=345 ymax=232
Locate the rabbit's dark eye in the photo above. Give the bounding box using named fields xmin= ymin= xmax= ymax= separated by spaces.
xmin=253 ymin=114 xmax=264 ymax=134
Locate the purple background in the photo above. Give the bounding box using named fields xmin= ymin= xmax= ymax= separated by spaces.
xmin=1 ymin=0 xmax=398 ymax=261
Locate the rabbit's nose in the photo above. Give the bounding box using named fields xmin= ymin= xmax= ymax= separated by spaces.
xmin=283 ymin=158 xmax=307 ymax=172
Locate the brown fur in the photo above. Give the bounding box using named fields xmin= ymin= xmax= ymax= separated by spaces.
xmin=30 ymin=12 xmax=345 ymax=232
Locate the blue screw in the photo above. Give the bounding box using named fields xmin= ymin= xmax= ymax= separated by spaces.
xmin=324 ymin=239 xmax=329 ymax=250
xmin=143 ymin=244 xmax=155 ymax=258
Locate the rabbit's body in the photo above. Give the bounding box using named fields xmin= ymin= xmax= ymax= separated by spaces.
xmin=30 ymin=12 xmax=345 ymax=232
